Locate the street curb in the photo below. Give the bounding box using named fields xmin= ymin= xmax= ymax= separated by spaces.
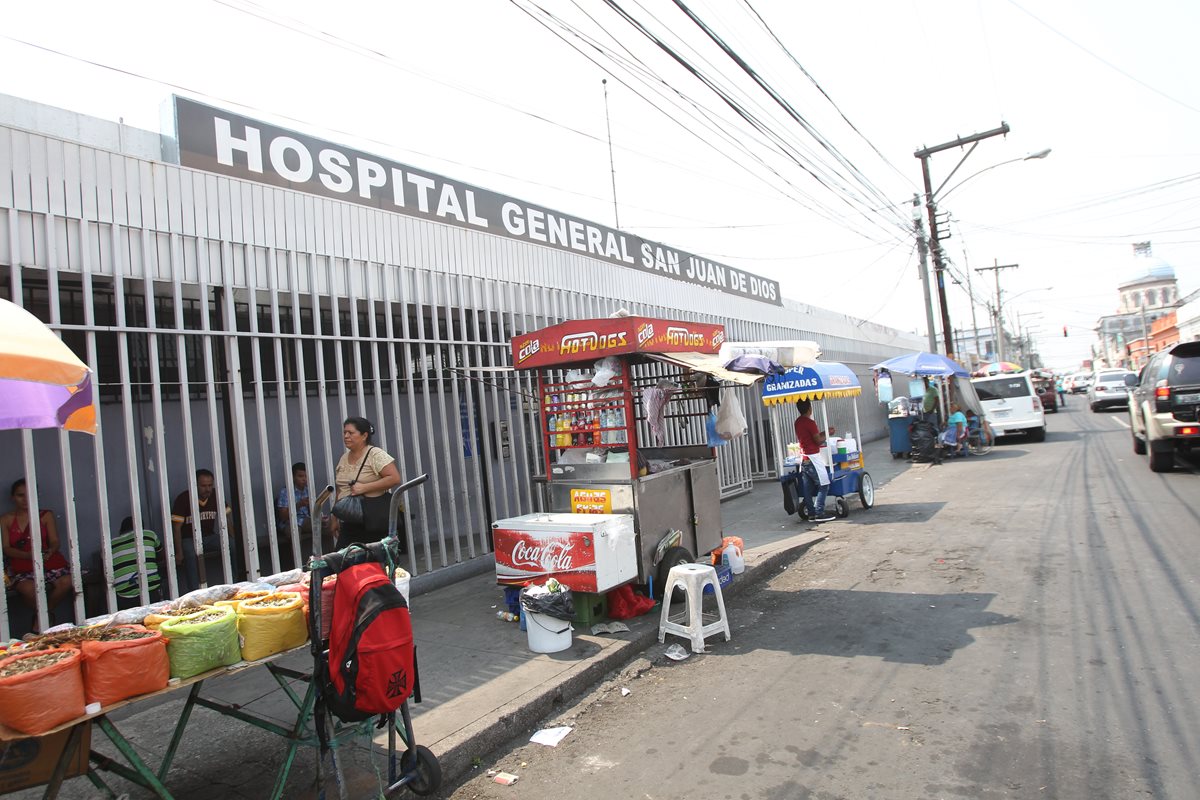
xmin=430 ymin=528 xmax=829 ymax=789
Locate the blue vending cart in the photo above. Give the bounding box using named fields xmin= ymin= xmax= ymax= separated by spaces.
xmin=762 ymin=361 xmax=875 ymax=519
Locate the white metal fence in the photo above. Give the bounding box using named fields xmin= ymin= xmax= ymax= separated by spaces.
xmin=0 ymin=121 xmax=922 ymax=639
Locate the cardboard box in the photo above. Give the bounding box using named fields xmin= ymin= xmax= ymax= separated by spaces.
xmin=0 ymin=724 xmax=90 ymax=793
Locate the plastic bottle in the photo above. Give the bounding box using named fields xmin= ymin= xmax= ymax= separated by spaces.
xmin=496 ymin=611 xmax=518 ymax=622
xmin=721 ymin=543 xmax=745 ymax=575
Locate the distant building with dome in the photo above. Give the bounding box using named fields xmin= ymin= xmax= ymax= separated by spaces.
xmin=1095 ymin=243 xmax=1180 ymax=368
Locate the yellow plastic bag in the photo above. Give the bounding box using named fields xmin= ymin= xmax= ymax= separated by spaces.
xmin=237 ymin=593 xmax=308 ymax=662
xmin=160 ymin=606 xmax=241 ymax=679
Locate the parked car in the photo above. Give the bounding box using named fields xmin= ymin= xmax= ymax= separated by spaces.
xmin=971 ymin=372 xmax=1046 ymax=442
xmin=1032 ymin=377 xmax=1058 ymax=413
xmin=1129 ymin=341 xmax=1200 ymax=472
xmin=1069 ymin=371 xmax=1093 ymax=394
xmin=1087 ymin=369 xmax=1137 ymax=411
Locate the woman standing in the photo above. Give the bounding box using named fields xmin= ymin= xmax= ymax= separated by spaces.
xmin=2 ymin=479 xmax=73 ymax=632
xmin=332 ymin=417 xmax=403 ymax=547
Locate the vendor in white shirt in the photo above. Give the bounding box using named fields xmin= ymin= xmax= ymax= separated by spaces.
xmin=794 ymin=399 xmax=835 ymax=523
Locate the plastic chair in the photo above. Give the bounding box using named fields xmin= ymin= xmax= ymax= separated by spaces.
xmin=657 ymin=563 xmax=731 ymax=653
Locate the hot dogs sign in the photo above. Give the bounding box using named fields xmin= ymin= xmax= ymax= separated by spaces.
xmin=512 ymin=316 xmax=725 ymax=370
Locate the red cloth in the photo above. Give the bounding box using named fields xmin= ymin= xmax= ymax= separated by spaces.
xmin=6 ymin=511 xmax=68 ymax=574
xmin=607 ymin=584 xmax=655 ymax=619
xmin=794 ymin=415 xmax=821 ymax=455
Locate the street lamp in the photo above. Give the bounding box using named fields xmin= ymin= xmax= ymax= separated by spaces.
xmin=915 ymin=124 xmax=1052 ymax=362
xmin=936 ymin=149 xmax=1052 ymax=204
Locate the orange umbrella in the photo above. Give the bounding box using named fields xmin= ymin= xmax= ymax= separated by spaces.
xmin=0 ymin=298 xmax=96 ymax=433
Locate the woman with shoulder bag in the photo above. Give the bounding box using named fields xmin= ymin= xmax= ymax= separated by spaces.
xmin=331 ymin=416 xmax=403 ymax=549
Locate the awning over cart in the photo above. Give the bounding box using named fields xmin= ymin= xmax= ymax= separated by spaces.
xmin=648 ymin=353 xmax=764 ymax=386
xmin=760 ymin=362 xmax=862 ymax=405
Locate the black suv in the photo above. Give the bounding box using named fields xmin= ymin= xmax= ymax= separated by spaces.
xmin=1128 ymin=341 xmax=1200 ymax=472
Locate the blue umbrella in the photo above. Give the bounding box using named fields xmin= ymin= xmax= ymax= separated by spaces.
xmin=761 ymin=361 xmax=862 ymax=406
xmin=872 ymin=351 xmax=968 ymax=378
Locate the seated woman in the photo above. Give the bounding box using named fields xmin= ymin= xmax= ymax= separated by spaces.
xmin=942 ymin=403 xmax=969 ymax=457
xmin=2 ymin=479 xmax=73 ymax=632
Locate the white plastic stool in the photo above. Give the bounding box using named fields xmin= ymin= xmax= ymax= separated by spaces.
xmin=657 ymin=563 xmax=731 ymax=653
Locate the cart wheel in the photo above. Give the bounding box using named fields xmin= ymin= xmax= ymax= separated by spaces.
xmin=834 ymin=497 xmax=849 ymax=518
xmin=657 ymin=546 xmax=695 ymax=605
xmin=858 ymin=473 xmax=875 ymax=509
xmin=401 ymin=745 xmax=442 ymax=796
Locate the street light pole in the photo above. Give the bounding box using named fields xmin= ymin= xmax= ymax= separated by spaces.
xmin=976 ymin=259 xmax=1018 ymax=362
xmin=913 ymin=195 xmax=938 ymax=353
xmin=915 ymin=123 xmax=1011 ymax=362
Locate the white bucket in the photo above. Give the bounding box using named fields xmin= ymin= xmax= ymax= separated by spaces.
xmin=525 ymin=611 xmax=572 ymax=653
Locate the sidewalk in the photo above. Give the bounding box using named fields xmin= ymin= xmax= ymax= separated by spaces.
xmin=25 ymin=437 xmax=914 ymax=799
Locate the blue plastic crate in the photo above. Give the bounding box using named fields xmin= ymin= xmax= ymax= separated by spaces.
xmin=503 ymin=585 xmax=521 ymax=615
xmin=704 ymin=564 xmax=733 ymax=594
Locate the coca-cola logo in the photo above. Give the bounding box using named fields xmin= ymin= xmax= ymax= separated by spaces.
xmin=511 ymin=539 xmax=577 ymax=572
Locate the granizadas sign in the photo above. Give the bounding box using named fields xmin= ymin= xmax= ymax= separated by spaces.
xmin=171 ymin=97 xmax=782 ymax=306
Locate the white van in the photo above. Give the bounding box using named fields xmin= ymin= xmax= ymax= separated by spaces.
xmin=970 ymin=373 xmax=1046 ymax=442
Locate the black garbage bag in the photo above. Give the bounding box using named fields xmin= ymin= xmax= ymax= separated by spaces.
xmin=909 ymin=419 xmax=942 ymax=464
xmin=520 ymin=585 xmax=575 ymax=622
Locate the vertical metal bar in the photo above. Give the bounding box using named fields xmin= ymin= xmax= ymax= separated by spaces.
xmin=246 ymin=249 xmax=278 ymax=578
xmin=306 ymin=250 xmax=335 ymax=521
xmin=141 ymin=229 xmax=174 ymax=604
xmin=505 ymin=281 xmax=534 ymax=514
xmin=398 ymin=267 xmax=434 ymax=573
xmin=171 ymin=233 xmax=202 ymax=598
xmin=411 ymin=269 xmax=449 ymax=566
xmin=267 ymin=248 xmax=296 ymax=574
xmin=453 ymin=273 xmax=486 ymax=556
xmin=43 ymin=213 xmax=86 ymax=622
xmin=328 ymin=258 xmax=350 ymax=427
xmin=220 ymin=247 xmax=258 ymax=581
xmin=80 ymin=220 xmax=118 ymax=613
xmin=19 ymin=432 xmax=49 ymax=634
xmin=111 ymin=225 xmax=160 ymax=598
xmin=196 ymin=246 xmax=225 ymax=592
xmin=481 ymin=279 xmax=512 ymax=520
xmin=287 ymin=249 xmax=319 ymax=563
xmin=381 ymin=263 xmax=416 ymax=568
xmin=363 ymin=264 xmax=390 ymax=457
xmin=425 ymin=270 xmax=462 ymax=562
xmin=346 ymin=265 xmax=369 ymax=421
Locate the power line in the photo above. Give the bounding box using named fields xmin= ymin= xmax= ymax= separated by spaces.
xmin=1006 ymin=0 xmax=1200 ymax=115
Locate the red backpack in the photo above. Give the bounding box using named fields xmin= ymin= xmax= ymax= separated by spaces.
xmin=325 ymin=562 xmax=415 ymax=722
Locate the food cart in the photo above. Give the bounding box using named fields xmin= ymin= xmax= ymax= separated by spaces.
xmin=761 ymin=361 xmax=875 ymax=518
xmin=504 ymin=316 xmax=757 ymax=596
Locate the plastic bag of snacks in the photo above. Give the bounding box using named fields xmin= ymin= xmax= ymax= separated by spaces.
xmin=81 ymin=625 xmax=168 ymax=707
xmin=237 ymin=593 xmax=308 ymax=661
xmin=143 ymin=603 xmax=211 ymax=631
xmin=160 ymin=606 xmax=241 ymax=679
xmin=0 ymin=647 xmax=86 ymax=734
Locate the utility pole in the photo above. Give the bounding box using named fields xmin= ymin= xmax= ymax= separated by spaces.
xmin=961 ymin=242 xmax=981 ymax=368
xmin=915 ymin=123 xmax=1011 ymax=361
xmin=602 ymin=79 xmax=620 ymax=229
xmin=976 ymin=260 xmax=1018 ymax=362
xmin=913 ymin=195 xmax=938 ymax=353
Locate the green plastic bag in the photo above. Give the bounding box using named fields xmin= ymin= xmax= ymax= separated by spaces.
xmin=160 ymin=606 xmax=242 ymax=679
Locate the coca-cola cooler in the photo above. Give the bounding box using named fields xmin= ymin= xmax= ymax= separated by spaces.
xmin=492 ymin=513 xmax=638 ymax=593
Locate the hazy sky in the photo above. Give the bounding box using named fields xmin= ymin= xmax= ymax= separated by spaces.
xmin=3 ymin=0 xmax=1197 ymax=370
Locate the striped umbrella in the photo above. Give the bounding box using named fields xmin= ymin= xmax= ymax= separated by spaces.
xmin=0 ymin=298 xmax=96 ymax=433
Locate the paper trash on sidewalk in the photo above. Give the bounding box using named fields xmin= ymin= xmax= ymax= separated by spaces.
xmin=530 ymin=726 xmax=573 ymax=747
xmin=664 ymin=643 xmax=690 ymax=661
xmin=590 ymin=621 xmax=630 ymax=635
xmin=492 ymin=772 xmax=520 ymax=785
xmin=621 ymin=687 xmax=631 ymax=696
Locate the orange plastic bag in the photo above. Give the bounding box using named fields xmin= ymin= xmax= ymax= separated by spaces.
xmin=711 ymin=536 xmax=744 ymax=565
xmin=81 ymin=626 xmax=169 ymax=707
xmin=0 ymin=647 xmax=86 ymax=735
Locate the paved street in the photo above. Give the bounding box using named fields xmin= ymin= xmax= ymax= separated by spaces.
xmin=447 ymin=404 xmax=1200 ymax=799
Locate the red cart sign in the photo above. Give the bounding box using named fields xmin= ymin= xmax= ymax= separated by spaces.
xmin=511 ymin=316 xmax=725 ymax=370
xmin=493 ymin=528 xmax=600 ymax=592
